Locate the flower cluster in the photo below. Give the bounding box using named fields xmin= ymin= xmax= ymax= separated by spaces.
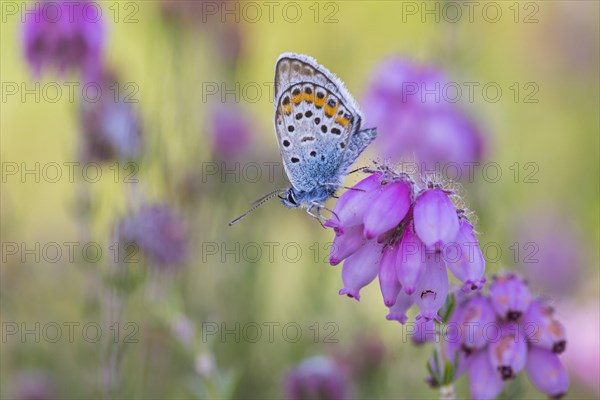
xmin=22 ymin=0 xmax=105 ymax=79
xmin=326 ymin=167 xmax=485 ymax=322
xmin=117 ymin=204 xmax=187 ymax=269
xmin=362 ymin=58 xmax=483 ymax=168
xmin=283 ymin=356 xmax=348 ymax=400
xmin=426 ymin=274 xmax=569 ymax=399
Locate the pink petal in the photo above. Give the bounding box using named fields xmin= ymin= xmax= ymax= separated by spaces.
xmin=338 ymin=239 xmax=383 ymax=301
xmin=413 ymin=188 xmax=459 ymax=248
xmin=396 ymin=227 xmax=426 ymax=295
xmin=363 ymin=180 xmax=411 ymax=239
xmin=378 ymin=245 xmax=402 ymax=307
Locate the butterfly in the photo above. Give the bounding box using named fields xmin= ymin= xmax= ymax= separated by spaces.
xmin=230 ymin=52 xmax=377 ymax=226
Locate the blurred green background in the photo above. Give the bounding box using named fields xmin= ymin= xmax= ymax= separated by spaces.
xmin=1 ymin=1 xmax=599 ymax=399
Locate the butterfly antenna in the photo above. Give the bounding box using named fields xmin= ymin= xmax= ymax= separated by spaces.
xmin=228 ymin=189 xmax=286 ymax=226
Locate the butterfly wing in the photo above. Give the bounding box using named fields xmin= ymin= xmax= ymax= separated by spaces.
xmin=338 ymin=127 xmax=378 ymax=174
xmin=273 ymin=53 xmax=364 ymax=192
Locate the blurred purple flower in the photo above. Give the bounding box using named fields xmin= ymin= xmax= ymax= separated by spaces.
xmin=11 ymin=371 xmax=55 ymax=400
xmin=442 ymin=273 xmax=570 ymax=399
xmin=80 ymin=70 xmax=142 ymax=162
xmin=558 ymin=301 xmax=599 ymax=395
xmin=453 ymin=294 xmax=496 ymax=353
xmin=284 ymin=356 xmax=348 ymax=400
xmin=487 ymin=324 xmax=527 ymax=380
xmin=117 ymin=203 xmax=187 ymax=269
xmin=362 ymin=58 xmax=484 ymax=169
xmin=468 ymin=349 xmax=505 ymax=400
xmin=526 ymin=347 xmax=569 ymax=399
xmin=326 ymin=166 xmax=485 ymax=323
xmin=521 ymin=299 xmax=566 ymax=354
xmin=22 ymin=0 xmax=104 ymax=79
xmin=489 ymin=273 xmax=532 ymax=321
xmin=334 ymin=334 xmax=386 ymax=380
xmin=209 ymin=102 xmax=252 ymax=160
xmin=514 ymin=210 xmax=586 ymax=297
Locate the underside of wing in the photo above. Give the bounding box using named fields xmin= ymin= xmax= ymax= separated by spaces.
xmin=274 ymin=53 xmax=363 ymax=123
xmin=274 ymin=82 xmax=359 ymax=192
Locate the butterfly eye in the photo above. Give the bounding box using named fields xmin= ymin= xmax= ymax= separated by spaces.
xmin=287 ymin=192 xmax=296 ymax=205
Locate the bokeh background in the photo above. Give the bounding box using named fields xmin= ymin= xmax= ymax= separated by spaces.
xmin=1 ymin=0 xmax=599 ymax=399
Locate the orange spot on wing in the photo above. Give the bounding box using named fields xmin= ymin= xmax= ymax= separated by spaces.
xmin=335 ymin=116 xmax=349 ymax=127
xmin=292 ymin=94 xmax=302 ymax=104
xmin=325 ymin=103 xmax=339 ymax=117
xmin=282 ymin=103 xmax=292 ymax=115
xmin=302 ymin=93 xmax=314 ymax=103
xmin=314 ymin=96 xmax=326 ymax=108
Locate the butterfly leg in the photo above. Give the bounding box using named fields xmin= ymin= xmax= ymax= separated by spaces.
xmin=316 ymin=203 xmax=339 ymax=222
xmin=307 ymin=203 xmax=327 ymax=228
xmin=347 ymin=166 xmax=369 ymax=175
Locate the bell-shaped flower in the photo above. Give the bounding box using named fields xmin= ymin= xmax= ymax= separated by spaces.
xmin=324 ymin=173 xmax=383 ymax=234
xmin=396 ymin=227 xmax=426 ymax=295
xmin=444 ymin=219 xmax=486 ymax=291
xmin=489 ymin=274 xmax=532 ymax=321
xmin=338 ymin=239 xmax=382 ymax=301
xmin=521 ymin=300 xmax=566 ymax=354
xmin=525 ymin=346 xmax=569 ymax=399
xmin=413 ymin=188 xmax=460 ymax=248
xmin=329 ymin=224 xmax=367 ymax=266
xmin=386 ymin=290 xmax=414 ymax=324
xmin=414 ymin=253 xmax=449 ymax=322
xmin=363 ymin=179 xmax=411 ymax=239
xmin=469 ymin=349 xmax=505 ymax=400
xmin=378 ymin=245 xmax=402 ymax=307
xmin=457 ymin=295 xmax=497 ymax=353
xmin=487 ymin=324 xmax=528 ymax=380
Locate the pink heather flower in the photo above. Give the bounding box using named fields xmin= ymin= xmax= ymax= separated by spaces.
xmin=412 ymin=318 xmax=437 ymax=345
xmin=22 ymin=0 xmax=104 ymax=79
xmin=487 ymin=324 xmax=528 ymax=380
xmin=362 ymin=179 xmax=411 ymax=239
xmin=414 ymin=254 xmax=449 ymax=322
xmin=413 ymin=188 xmax=460 ymax=248
xmin=329 ymin=224 xmax=367 ymax=265
xmin=386 ymin=290 xmax=414 ymax=324
xmin=396 ymin=226 xmax=426 ymax=295
xmin=325 ymin=173 xmax=384 ymax=234
xmin=80 ymin=69 xmax=141 ymax=162
xmin=469 ymin=349 xmax=505 ymax=400
xmin=378 ymin=245 xmax=402 ymax=307
xmin=442 ymin=273 xmax=570 ymax=399
xmin=117 ymin=204 xmax=187 ymax=269
xmin=209 ymin=102 xmax=252 ymax=160
xmin=284 ymin=356 xmax=348 ymax=400
xmin=362 ymin=57 xmax=483 ymax=169
xmin=489 ymin=274 xmax=532 ymax=321
xmin=338 ymin=239 xmax=382 ymax=301
xmin=326 ymin=166 xmax=483 ymax=324
xmin=526 ymin=347 xmax=569 ymax=399
xmin=521 ymin=300 xmax=566 ymax=354
xmin=444 ymin=219 xmax=486 ymax=292
xmin=455 ymin=294 xmax=496 ymax=353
